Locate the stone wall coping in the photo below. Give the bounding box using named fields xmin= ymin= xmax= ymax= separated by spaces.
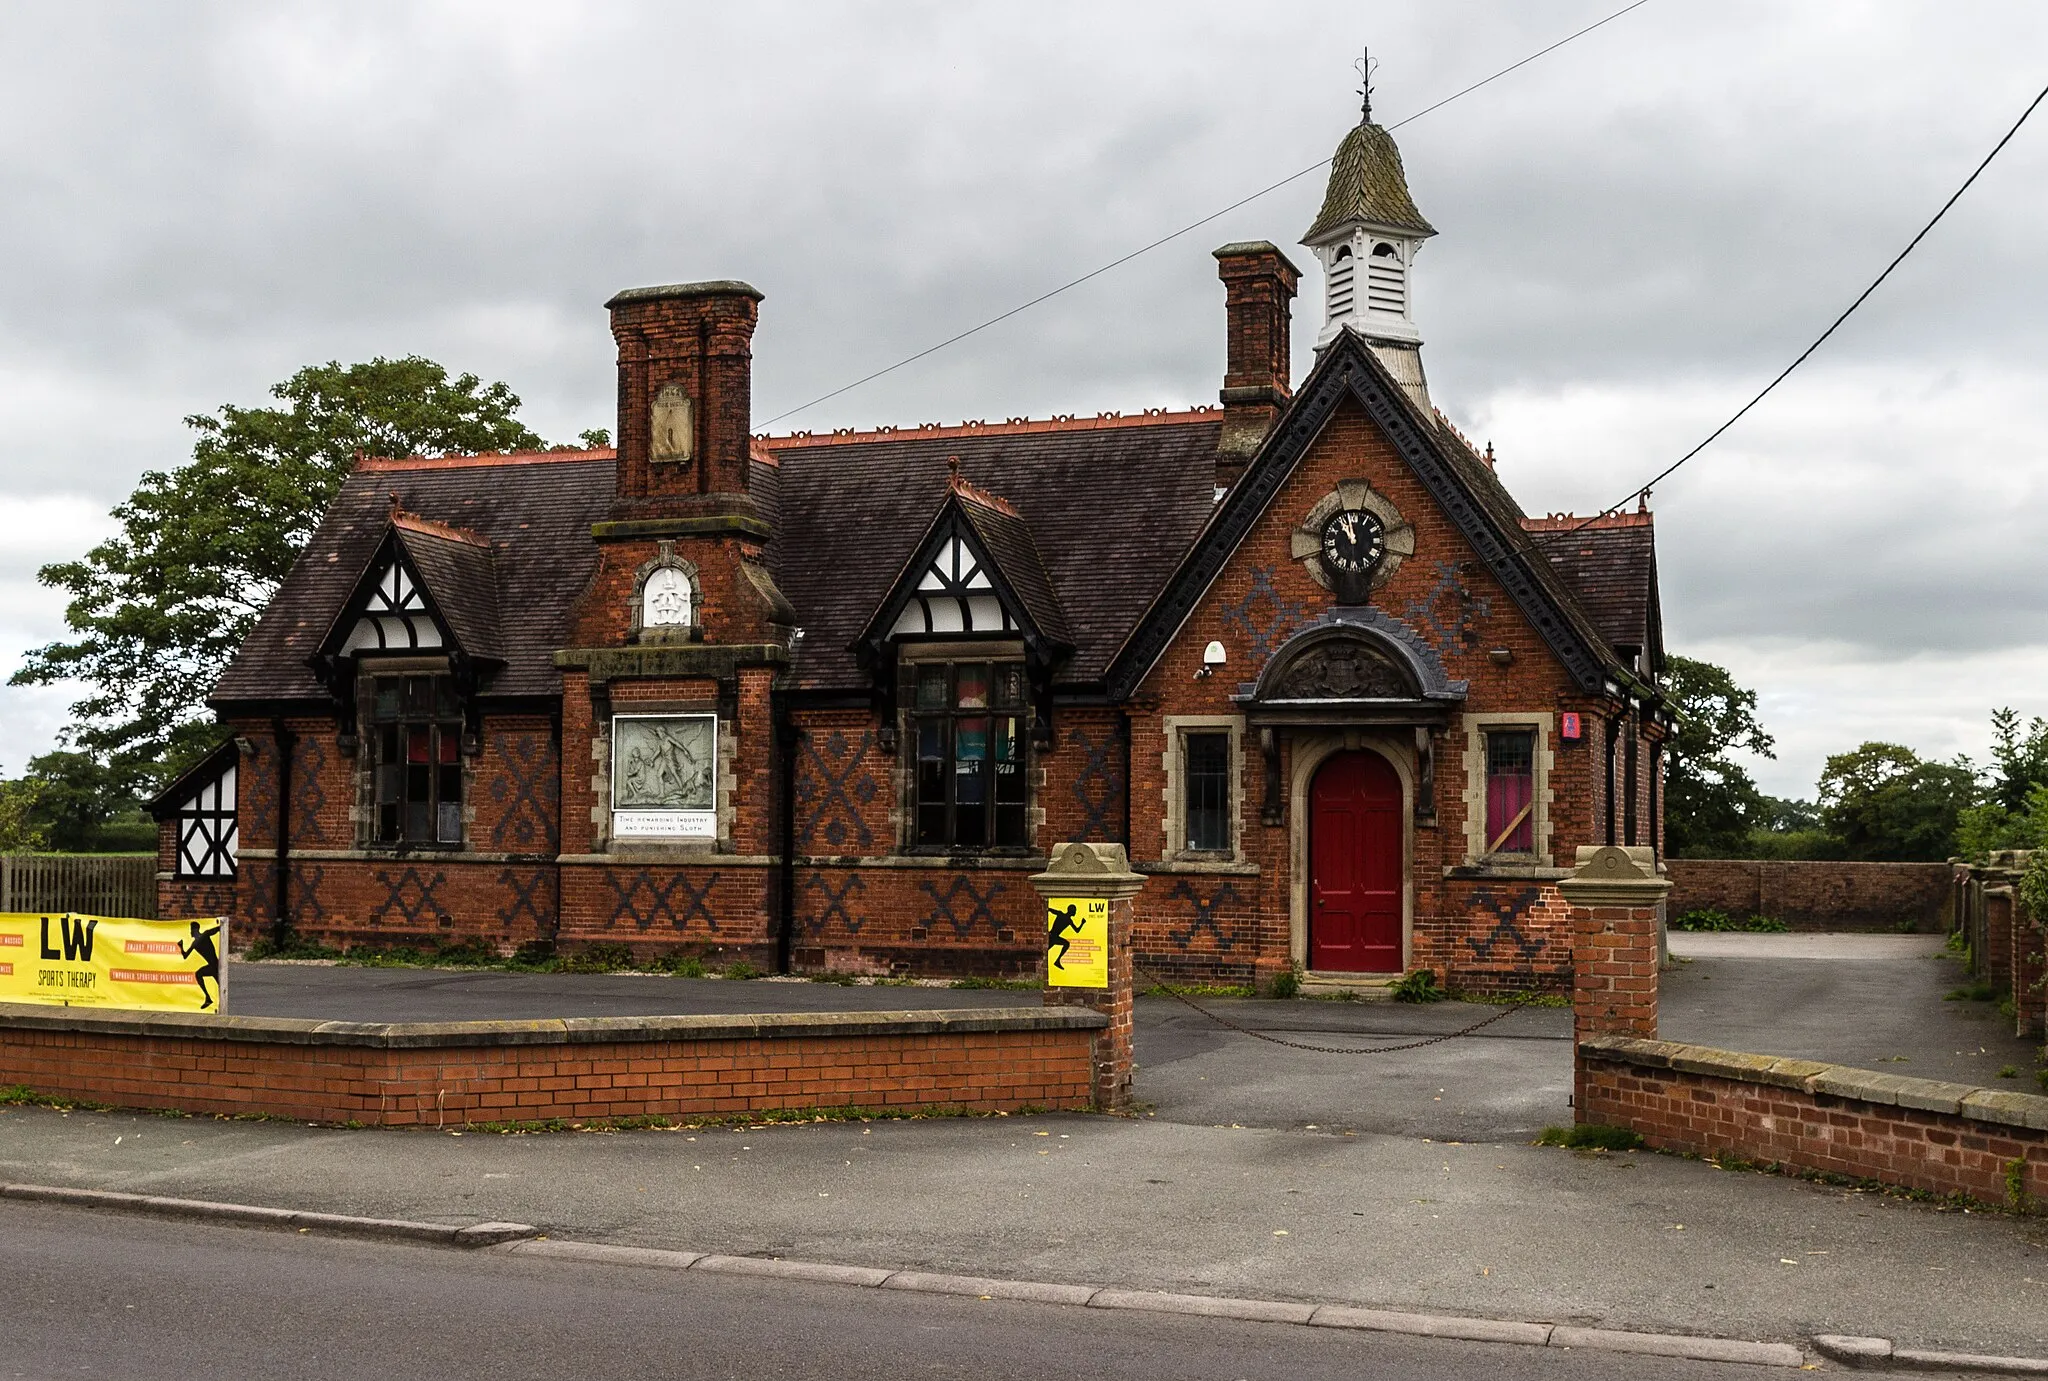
xmin=1580 ymin=1035 xmax=2048 ymax=1133
xmin=0 ymin=1002 xmax=1106 ymax=1051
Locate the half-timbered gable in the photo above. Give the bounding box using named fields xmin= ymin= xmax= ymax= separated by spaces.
xmin=178 ymin=106 xmax=1668 ymax=992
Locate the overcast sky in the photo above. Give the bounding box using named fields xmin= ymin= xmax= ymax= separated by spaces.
xmin=3 ymin=0 xmax=2046 ymax=798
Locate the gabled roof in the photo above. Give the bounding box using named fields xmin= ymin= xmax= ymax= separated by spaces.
xmin=146 ymin=738 xmax=238 ymax=820
xmin=1303 ymin=121 xmax=1435 ymax=244
xmin=315 ymin=511 xmax=505 ymax=665
xmin=1525 ymin=511 xmax=1662 ymax=673
xmin=764 ymin=412 xmax=1220 ymax=690
xmin=1106 ymin=330 xmax=1638 ymax=701
xmin=212 ymin=450 xmax=614 ymax=705
xmin=856 ymin=472 xmax=1073 ymax=665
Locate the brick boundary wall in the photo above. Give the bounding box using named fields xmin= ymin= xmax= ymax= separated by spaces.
xmin=0 ymin=1004 xmax=1107 ymax=1127
xmin=1578 ymin=1035 xmax=2048 ymax=1208
xmin=1664 ymin=860 xmax=1953 ymax=932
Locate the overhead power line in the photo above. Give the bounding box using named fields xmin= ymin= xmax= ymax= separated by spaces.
xmin=1541 ymin=75 xmax=2048 ymax=547
xmin=758 ymin=0 xmax=1655 ymax=428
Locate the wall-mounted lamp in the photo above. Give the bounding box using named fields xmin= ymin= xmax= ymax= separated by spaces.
xmin=1194 ymin=640 xmax=1228 ymax=679
xmin=1487 ymin=647 xmax=1515 ymax=667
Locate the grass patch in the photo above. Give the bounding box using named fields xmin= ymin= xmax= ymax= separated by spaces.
xmin=950 ymin=976 xmax=1040 ymax=991
xmin=1141 ymin=981 xmax=1257 ymax=999
xmin=1671 ymin=909 xmax=1789 ymax=933
xmin=0 ymin=1084 xmax=113 ymax=1113
xmin=464 ymin=1102 xmax=1020 ymax=1135
xmin=1454 ymin=988 xmax=1569 ymax=1008
xmin=1535 ymin=1124 xmax=1643 ymax=1151
xmin=1944 ymin=983 xmax=1999 ymax=1003
xmin=2000 ymin=1065 xmax=2021 ymax=1079
xmin=1266 ymin=966 xmax=1303 ymax=1000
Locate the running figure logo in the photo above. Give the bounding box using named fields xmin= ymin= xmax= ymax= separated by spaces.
xmin=180 ymin=921 xmax=223 ymax=1011
xmin=1045 ymin=896 xmax=1109 ymax=988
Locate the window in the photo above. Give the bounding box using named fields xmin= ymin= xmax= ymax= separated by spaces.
xmin=173 ymin=761 xmax=237 ymax=879
xmin=1184 ymin=732 xmax=1232 ymax=852
xmin=908 ymin=661 xmax=1028 ymax=849
xmin=368 ymin=674 xmax=464 ymax=845
xmin=1484 ymin=729 xmax=1536 ymax=854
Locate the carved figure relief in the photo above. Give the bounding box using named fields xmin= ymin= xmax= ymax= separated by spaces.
xmin=650 ymin=384 xmax=694 ymax=464
xmin=1269 ymin=638 xmax=1416 ymax=700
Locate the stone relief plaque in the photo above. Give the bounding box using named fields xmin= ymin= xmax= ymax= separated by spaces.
xmin=642 ymin=566 xmax=692 ymax=628
xmin=611 ymin=713 xmax=716 ymax=838
xmin=650 ymin=384 xmax=694 ymax=464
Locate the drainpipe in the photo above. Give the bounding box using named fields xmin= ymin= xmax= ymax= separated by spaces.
xmin=1118 ymin=710 xmax=1133 ymax=848
xmin=773 ymin=694 xmax=798 ymax=975
xmin=271 ymin=718 xmax=296 ymax=949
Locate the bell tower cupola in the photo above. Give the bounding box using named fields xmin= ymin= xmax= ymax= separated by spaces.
xmin=1302 ymin=63 xmax=1436 ymax=409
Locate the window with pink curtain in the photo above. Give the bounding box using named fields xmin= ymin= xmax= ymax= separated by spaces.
xmin=1485 ymin=730 xmax=1536 ymax=853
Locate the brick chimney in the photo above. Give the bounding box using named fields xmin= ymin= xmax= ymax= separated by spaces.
xmin=605 ymin=280 xmax=763 ymax=516
xmin=1213 ymin=242 xmax=1300 ymax=489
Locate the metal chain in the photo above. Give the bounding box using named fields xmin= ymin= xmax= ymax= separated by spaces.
xmin=1136 ymin=966 xmax=1533 ymax=1055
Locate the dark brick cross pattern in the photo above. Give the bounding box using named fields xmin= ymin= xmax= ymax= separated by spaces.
xmin=488 ymin=733 xmax=560 ymax=853
xmin=1403 ymin=561 xmax=1493 ymax=654
xmin=920 ymin=876 xmax=1006 ymax=939
xmin=1220 ymin=566 xmax=1312 ymax=669
xmin=795 ymin=729 xmax=878 ymax=853
xmin=1464 ymin=886 xmax=1546 ymax=963
xmin=1168 ymin=880 xmax=1241 ymax=951
xmin=607 ymin=870 xmax=721 ymax=933
xmin=1066 ymin=726 xmax=1121 ymax=842
xmin=240 ymin=741 xmax=278 ymax=846
xmin=371 ymin=867 xmax=449 ymax=928
xmin=803 ymin=872 xmax=867 ymax=937
xmin=291 ymin=737 xmax=329 ymax=848
xmin=288 ymin=863 xmax=329 ymax=928
xmin=497 ymin=868 xmax=555 ymax=932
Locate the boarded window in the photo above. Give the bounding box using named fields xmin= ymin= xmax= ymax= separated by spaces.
xmin=1484 ymin=729 xmax=1536 ymax=854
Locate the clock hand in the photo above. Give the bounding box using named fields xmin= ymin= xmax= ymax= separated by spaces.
xmin=1338 ymin=513 xmax=1356 ymax=542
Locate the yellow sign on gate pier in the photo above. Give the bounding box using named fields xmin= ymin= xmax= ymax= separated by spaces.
xmin=0 ymin=913 xmax=228 ymax=1013
xmin=1045 ymin=896 xmax=1109 ymax=988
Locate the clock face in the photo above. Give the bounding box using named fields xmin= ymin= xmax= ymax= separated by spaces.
xmin=1319 ymin=508 xmax=1386 ymax=577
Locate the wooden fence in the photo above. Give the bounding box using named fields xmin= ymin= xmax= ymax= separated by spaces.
xmin=0 ymin=855 xmax=157 ymax=919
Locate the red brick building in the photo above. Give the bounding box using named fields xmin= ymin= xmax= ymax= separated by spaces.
xmin=154 ymin=114 xmax=1668 ymax=992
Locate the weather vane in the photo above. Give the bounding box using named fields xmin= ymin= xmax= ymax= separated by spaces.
xmin=1355 ymin=47 xmax=1377 ymax=124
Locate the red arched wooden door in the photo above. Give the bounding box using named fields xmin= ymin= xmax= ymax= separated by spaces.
xmin=1309 ymin=750 xmax=1403 ymax=973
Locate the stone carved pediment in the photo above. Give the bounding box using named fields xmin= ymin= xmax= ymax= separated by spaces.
xmin=1269 ymin=637 xmax=1417 ymax=700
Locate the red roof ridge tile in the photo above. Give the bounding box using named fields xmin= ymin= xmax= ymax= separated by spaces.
xmin=946 ymin=457 xmax=1019 ymax=517
xmin=1521 ymin=510 xmax=1654 ymax=531
xmin=359 ymin=445 xmax=616 ymax=472
xmin=390 ymin=504 xmax=495 ymax=550
xmin=752 ymin=405 xmax=1219 ymax=451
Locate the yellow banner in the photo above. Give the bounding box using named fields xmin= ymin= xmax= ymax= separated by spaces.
xmin=0 ymin=914 xmax=227 ymax=1013
xmin=1046 ymin=896 xmax=1109 ymax=988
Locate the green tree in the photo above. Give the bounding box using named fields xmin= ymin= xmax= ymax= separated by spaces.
xmin=1817 ymin=742 xmax=1977 ymax=861
xmin=1662 ymin=655 xmax=1775 ymax=857
xmin=0 ymin=779 xmax=49 ymax=853
xmin=22 ymin=750 xmax=152 ymax=852
xmin=12 ymin=358 xmax=548 ymax=784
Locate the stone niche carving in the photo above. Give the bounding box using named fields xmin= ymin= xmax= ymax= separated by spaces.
xmin=650 ymin=384 xmax=694 ymax=464
xmin=1269 ymin=637 xmax=1417 ymax=700
xmin=631 ymin=542 xmax=700 ymax=644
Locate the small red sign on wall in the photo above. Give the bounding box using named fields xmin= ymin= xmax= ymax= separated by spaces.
xmin=1560 ymin=712 xmax=1582 ymax=742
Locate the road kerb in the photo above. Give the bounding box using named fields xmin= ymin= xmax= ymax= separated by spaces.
xmin=881 ymin=1271 xmax=1101 ymax=1306
xmin=20 ymin=1183 xmax=2048 ymax=1374
xmin=1089 ymin=1289 xmax=1318 ymax=1325
xmin=500 ymin=1239 xmax=705 ymax=1271
xmin=1308 ymin=1304 xmax=1553 ymax=1347
xmin=1550 ymin=1325 xmax=1805 ymax=1368
xmin=0 ymin=1182 xmax=536 ymax=1248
